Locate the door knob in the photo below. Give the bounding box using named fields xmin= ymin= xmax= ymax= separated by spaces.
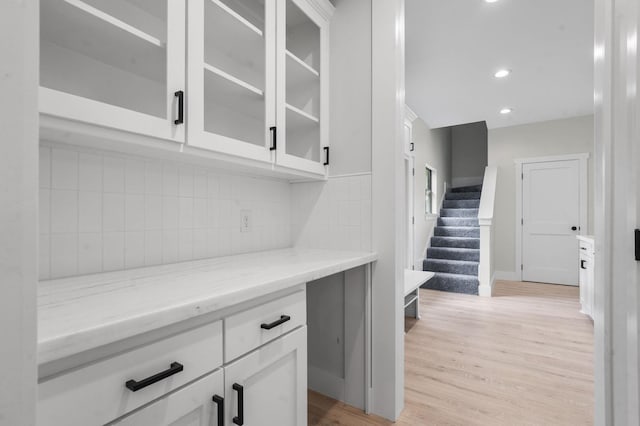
xmin=571 ymin=226 xmax=578 ymax=231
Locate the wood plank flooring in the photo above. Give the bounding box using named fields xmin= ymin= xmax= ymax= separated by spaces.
xmin=308 ymin=280 xmax=594 ymax=425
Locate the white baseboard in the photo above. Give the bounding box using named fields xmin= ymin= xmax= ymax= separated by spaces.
xmin=478 ymin=272 xmax=497 ymax=297
xmin=452 ymin=176 xmax=484 ymax=188
xmin=494 ymin=270 xmax=519 ymax=281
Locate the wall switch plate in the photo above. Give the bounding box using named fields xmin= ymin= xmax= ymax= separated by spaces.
xmin=240 ymin=210 xmax=251 ymax=233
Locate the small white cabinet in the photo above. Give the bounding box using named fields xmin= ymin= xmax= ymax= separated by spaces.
xmin=40 ymin=0 xmax=186 ymax=143
xmin=225 ymin=327 xmax=307 ymax=426
xmin=578 ymin=236 xmax=595 ymax=320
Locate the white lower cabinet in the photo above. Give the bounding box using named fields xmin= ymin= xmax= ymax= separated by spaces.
xmin=224 ymin=326 xmax=307 ymax=426
xmin=113 ymin=369 xmax=225 ymax=426
xmin=578 ymin=237 xmax=595 ymax=320
xmin=38 ymin=290 xmax=307 ymax=426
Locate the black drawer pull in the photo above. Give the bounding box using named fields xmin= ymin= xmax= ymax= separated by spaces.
xmin=212 ymin=395 xmax=224 ymax=426
xmin=125 ymin=362 xmax=183 ymax=392
xmin=174 ymin=90 xmax=184 ymax=125
xmin=233 ymin=383 xmax=244 ymax=425
xmin=323 ymin=146 xmax=330 ymax=166
xmin=580 ymin=260 xmax=587 ymax=270
xmin=270 ymin=126 xmax=277 ymax=151
xmin=261 ymin=315 xmax=291 ymax=330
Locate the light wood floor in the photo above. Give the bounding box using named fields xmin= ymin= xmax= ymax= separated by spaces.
xmin=308 ymin=280 xmax=594 ymax=426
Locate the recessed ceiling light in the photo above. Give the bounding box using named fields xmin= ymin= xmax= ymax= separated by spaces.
xmin=500 ymin=108 xmax=512 ymax=114
xmin=494 ymin=69 xmax=511 ymax=78
xmin=485 ymin=0 xmax=499 ymax=3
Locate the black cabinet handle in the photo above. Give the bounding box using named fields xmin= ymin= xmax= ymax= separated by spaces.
xmin=212 ymin=395 xmax=224 ymax=426
xmin=410 ymin=142 xmax=414 ymax=152
xmin=125 ymin=362 xmax=183 ymax=392
xmin=323 ymin=146 xmax=330 ymax=166
xmin=270 ymin=126 xmax=277 ymax=151
xmin=571 ymin=226 xmax=578 ymax=231
xmin=261 ymin=315 xmax=291 ymax=330
xmin=580 ymin=260 xmax=587 ymax=270
xmin=232 ymin=383 xmax=244 ymax=425
xmin=174 ymin=90 xmax=184 ymax=125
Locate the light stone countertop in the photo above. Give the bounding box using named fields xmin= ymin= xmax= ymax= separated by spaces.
xmin=38 ymin=248 xmax=377 ymax=365
xmin=577 ymin=235 xmax=595 ymax=243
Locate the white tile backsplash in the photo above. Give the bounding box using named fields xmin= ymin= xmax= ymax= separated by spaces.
xmin=40 ymin=144 xmax=292 ymax=279
xmin=291 ymin=174 xmax=372 ymax=251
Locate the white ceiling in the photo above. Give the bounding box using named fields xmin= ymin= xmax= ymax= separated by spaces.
xmin=405 ymin=0 xmax=594 ymax=130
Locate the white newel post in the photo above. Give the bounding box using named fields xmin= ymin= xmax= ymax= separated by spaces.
xmin=478 ymin=166 xmax=497 ymax=297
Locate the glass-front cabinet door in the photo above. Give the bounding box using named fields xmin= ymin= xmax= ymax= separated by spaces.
xmin=276 ymin=0 xmax=329 ymax=176
xmin=40 ymin=0 xmax=186 ymax=143
xmin=187 ymin=0 xmax=274 ymax=163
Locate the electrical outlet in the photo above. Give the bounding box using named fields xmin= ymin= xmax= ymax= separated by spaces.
xmin=240 ymin=210 xmax=251 ymax=233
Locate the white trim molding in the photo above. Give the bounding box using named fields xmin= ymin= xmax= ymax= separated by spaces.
xmin=514 ymin=153 xmax=589 ymax=281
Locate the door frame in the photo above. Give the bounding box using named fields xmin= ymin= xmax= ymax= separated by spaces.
xmin=404 ymin=154 xmax=415 ymax=270
xmin=514 ymin=153 xmax=589 ymax=281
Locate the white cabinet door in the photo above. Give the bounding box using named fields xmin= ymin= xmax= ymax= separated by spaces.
xmin=275 ymin=0 xmax=329 ymax=176
xmin=113 ymin=369 xmax=225 ymax=426
xmin=40 ymin=0 xmax=186 ymax=143
xmin=224 ymin=327 xmax=307 ymax=426
xmin=187 ymin=0 xmax=275 ymax=164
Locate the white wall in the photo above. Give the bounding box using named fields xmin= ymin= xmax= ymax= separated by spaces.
xmin=39 ymin=144 xmax=291 ymax=280
xmin=0 ymin=1 xmax=38 ymax=424
xmin=451 ymin=121 xmax=487 ymax=188
xmin=488 ymin=114 xmax=594 ymax=275
xmin=328 ymin=0 xmax=372 ymax=176
xmin=411 ymin=117 xmax=452 ymax=266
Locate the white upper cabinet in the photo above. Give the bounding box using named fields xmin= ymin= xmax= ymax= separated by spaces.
xmin=275 ymin=0 xmax=330 ymax=176
xmin=40 ymin=0 xmax=186 ymax=143
xmin=187 ymin=0 xmax=275 ymax=163
xmin=39 ymin=0 xmax=332 ymax=179
xmin=188 ymin=0 xmax=332 ymax=176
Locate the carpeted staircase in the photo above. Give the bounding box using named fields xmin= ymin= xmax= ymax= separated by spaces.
xmin=422 ymin=185 xmax=482 ymax=295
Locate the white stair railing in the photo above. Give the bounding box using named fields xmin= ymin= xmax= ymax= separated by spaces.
xmin=478 ymin=166 xmax=498 ymax=297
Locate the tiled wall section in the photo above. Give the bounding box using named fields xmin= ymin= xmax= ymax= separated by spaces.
xmin=39 ymin=144 xmax=291 ymax=280
xmin=291 ymin=174 xmax=372 ymax=251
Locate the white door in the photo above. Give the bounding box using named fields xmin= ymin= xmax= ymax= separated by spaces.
xmin=522 ymin=159 xmax=581 ymax=285
xmin=224 ymin=327 xmax=307 ymax=426
xmin=113 ymin=369 xmax=224 ymax=426
xmin=275 ymin=0 xmax=328 ymax=176
xmin=39 ymin=0 xmax=186 ymax=143
xmin=186 ymin=0 xmax=275 ymax=163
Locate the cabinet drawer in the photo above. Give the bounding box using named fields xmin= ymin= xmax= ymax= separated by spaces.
xmin=38 ymin=321 xmax=222 ymax=426
xmin=112 ymin=368 xmax=224 ymax=426
xmin=225 ymin=290 xmax=306 ymax=362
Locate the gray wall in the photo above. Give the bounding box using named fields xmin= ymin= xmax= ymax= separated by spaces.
xmin=328 ymin=0 xmax=372 ymax=176
xmin=451 ymin=121 xmax=488 ymax=188
xmin=412 ymin=117 xmax=452 ymax=264
xmin=488 ymin=115 xmax=594 ymax=275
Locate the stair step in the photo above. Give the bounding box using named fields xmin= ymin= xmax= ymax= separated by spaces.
xmin=424 ymin=258 xmax=479 ymax=276
xmin=437 ymin=217 xmax=479 ymax=227
xmin=440 ymin=208 xmax=478 ymax=218
xmin=434 ymin=226 xmax=480 ymax=238
xmin=420 ymin=272 xmax=479 ymax=295
xmin=427 ymin=247 xmax=480 ymax=262
xmin=451 ymin=185 xmax=483 ymax=193
xmin=443 ymin=199 xmax=480 ymax=209
xmin=431 ymin=236 xmax=480 ymax=249
xmin=445 ymin=192 xmax=481 ymax=200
